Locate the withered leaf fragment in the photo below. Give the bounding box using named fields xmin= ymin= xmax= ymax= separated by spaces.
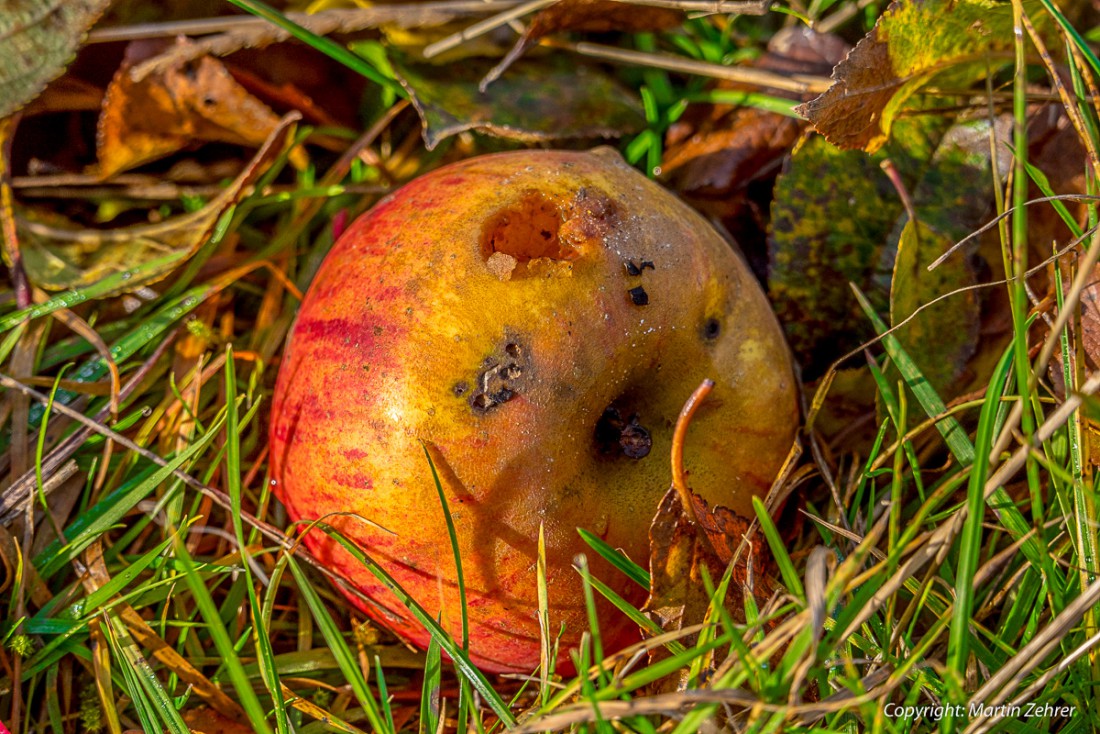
xmin=97 ymin=38 xmax=305 ymax=178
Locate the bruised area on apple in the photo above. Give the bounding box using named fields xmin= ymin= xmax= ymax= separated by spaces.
xmin=269 ymin=148 xmax=799 ymax=673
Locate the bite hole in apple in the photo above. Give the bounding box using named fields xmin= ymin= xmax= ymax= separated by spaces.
xmin=480 ymin=191 xmax=577 ymax=281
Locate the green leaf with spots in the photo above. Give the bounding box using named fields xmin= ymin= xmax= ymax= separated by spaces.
xmin=797 ymin=0 xmax=1041 ymax=152
xmin=888 ymin=116 xmax=1011 ymax=401
xmin=0 ymin=0 xmax=112 ymax=118
xmin=392 ymin=55 xmax=644 ymax=151
xmin=767 ymin=116 xmax=945 ymax=374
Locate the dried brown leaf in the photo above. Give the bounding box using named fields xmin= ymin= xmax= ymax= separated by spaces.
xmin=796 ymin=0 xmax=1023 ymax=152
xmin=96 ymin=38 xmax=306 ymax=178
xmin=643 ymin=486 xmax=770 ymax=644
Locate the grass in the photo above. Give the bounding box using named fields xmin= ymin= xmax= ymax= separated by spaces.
xmin=3 ymin=0 xmax=1100 ymax=732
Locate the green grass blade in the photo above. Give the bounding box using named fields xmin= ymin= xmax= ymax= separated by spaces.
xmin=308 ymin=522 xmax=517 ymax=726
xmin=104 ymin=611 xmax=190 ymax=734
xmin=419 ymin=636 xmax=442 ymax=734
xmin=852 ymin=284 xmax=973 ymax=465
xmin=947 ymin=341 xmax=1015 ymax=697
xmin=224 ymin=0 xmax=403 ymax=93
xmin=422 ymin=444 xmax=469 ymax=651
xmin=34 ymin=414 xmax=225 ymax=578
xmin=225 ymin=347 xmax=289 ymax=734
xmin=284 ymin=555 xmax=389 ymax=733
xmin=578 ymin=527 xmax=650 ymax=588
xmin=173 ymin=537 xmax=275 ymax=734
xmin=752 ymin=496 xmax=804 ymax=600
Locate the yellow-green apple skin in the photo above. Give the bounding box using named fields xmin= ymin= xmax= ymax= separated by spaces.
xmin=269 ymin=148 xmax=798 ymax=673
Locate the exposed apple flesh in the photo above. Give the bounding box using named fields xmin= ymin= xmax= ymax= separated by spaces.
xmin=269 ymin=148 xmax=798 ymax=673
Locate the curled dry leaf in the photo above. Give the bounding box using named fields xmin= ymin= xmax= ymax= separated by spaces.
xmin=10 ymin=113 xmax=300 ymax=294
xmin=97 ymin=38 xmax=307 ymax=178
xmin=796 ymin=0 xmax=1025 ymax=152
xmin=642 ymin=485 xmax=774 ymax=686
xmin=0 ymin=0 xmax=112 ymax=118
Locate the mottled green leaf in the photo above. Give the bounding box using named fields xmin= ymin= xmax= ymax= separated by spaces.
xmin=392 ymin=56 xmax=644 ymax=150
xmin=889 ymin=116 xmax=1011 ymax=398
xmin=767 ymin=116 xmax=945 ymax=373
xmin=890 ymin=222 xmax=981 ymax=397
xmin=0 ymin=0 xmax=112 ymax=118
xmin=9 ymin=113 xmax=299 ymax=294
xmin=797 ymin=0 xmax=1035 ymax=152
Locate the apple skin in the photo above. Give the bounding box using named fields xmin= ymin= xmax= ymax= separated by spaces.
xmin=269 ymin=148 xmax=798 ymax=673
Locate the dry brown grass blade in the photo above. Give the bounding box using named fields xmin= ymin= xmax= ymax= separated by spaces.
xmin=280 ymin=683 xmax=369 ymax=733
xmin=122 ymin=2 xmax=524 ymax=80
xmin=964 ymin=576 xmax=1100 ymax=733
xmin=552 ymin=39 xmax=831 ymax=94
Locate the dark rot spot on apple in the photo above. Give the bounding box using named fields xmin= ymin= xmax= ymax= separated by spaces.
xmin=453 ymin=381 xmax=469 ymax=397
xmin=469 ymin=339 xmax=529 ymax=415
xmin=628 ymin=286 xmax=649 ymax=306
xmin=703 ymin=317 xmax=721 ymax=340
xmin=625 ymin=260 xmax=642 ymax=276
xmin=620 ymin=425 xmax=652 ymax=459
xmin=595 ymin=407 xmax=652 ymax=460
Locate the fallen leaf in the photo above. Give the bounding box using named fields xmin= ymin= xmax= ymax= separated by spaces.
xmin=486 ymin=0 xmax=681 ymax=85
xmin=767 ymin=115 xmax=947 ymax=374
xmin=0 ymin=0 xmax=111 ymax=118
xmin=96 ymin=38 xmax=306 ymax=178
xmin=9 ymin=113 xmax=300 ymax=294
xmin=182 ymin=706 xmax=254 ymax=734
xmin=643 ymin=486 xmax=773 ymax=686
xmin=393 ymin=55 xmax=644 ymax=150
xmin=890 ymin=221 xmax=982 ymax=397
xmin=888 ymin=117 xmax=1012 ymax=402
xmin=796 ymin=0 xmax=1035 ymax=152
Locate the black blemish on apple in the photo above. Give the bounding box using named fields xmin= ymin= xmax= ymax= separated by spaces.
xmin=703 ymin=317 xmax=721 ymax=340
xmin=469 ymin=340 xmax=528 ymax=414
xmin=594 ymin=407 xmax=652 ymax=460
xmin=628 ymin=286 xmax=649 ymax=306
xmin=625 ymin=259 xmax=657 ymax=276
xmin=453 ymin=381 xmax=469 ymax=397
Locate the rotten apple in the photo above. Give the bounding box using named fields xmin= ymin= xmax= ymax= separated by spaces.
xmin=269 ymin=148 xmax=798 ymax=673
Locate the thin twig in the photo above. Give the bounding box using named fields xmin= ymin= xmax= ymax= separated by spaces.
xmin=117 ymin=3 xmax=522 ymax=80
xmin=423 ymin=0 xmax=552 ymax=59
xmin=552 ymin=39 xmax=832 ymax=94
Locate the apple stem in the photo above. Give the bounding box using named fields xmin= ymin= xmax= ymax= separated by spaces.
xmin=670 ymin=378 xmax=715 ymax=525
